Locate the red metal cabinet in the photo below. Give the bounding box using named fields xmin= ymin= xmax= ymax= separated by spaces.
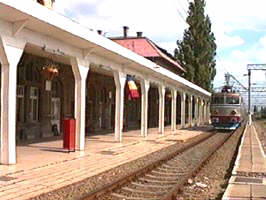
xmin=63 ymin=118 xmax=75 ymax=151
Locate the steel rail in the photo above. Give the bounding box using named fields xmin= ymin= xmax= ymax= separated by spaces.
xmin=82 ymin=131 xmax=215 ymax=200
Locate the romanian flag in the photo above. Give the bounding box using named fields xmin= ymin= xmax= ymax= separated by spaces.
xmin=127 ymin=75 xmax=139 ymax=99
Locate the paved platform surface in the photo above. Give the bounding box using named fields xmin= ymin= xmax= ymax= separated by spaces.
xmin=223 ymin=124 xmax=266 ymax=200
xmin=0 ymin=125 xmax=208 ymax=200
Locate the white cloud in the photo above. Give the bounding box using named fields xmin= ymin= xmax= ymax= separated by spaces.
xmin=53 ymin=0 xmax=266 ymax=89
xmin=158 ymin=41 xmax=178 ymax=55
xmin=217 ymin=35 xmax=244 ymax=49
xmin=214 ymin=38 xmax=266 ymax=89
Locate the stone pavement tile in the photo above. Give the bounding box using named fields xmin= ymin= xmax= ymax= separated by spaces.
xmin=240 ymin=147 xmax=251 ymax=154
xmin=237 ymin=164 xmax=252 ymax=172
xmin=252 ymin=198 xmax=266 ymax=200
xmin=13 ymin=186 xmax=54 ymax=200
xmin=252 ymin=165 xmax=266 ymax=173
xmin=252 ymin=157 xmax=265 ymax=164
xmin=252 ymin=185 xmax=266 ymax=198
xmin=0 ymin=185 xmax=46 ymax=200
xmin=239 ymin=156 xmax=252 ymax=162
xmin=224 ymin=184 xmax=251 ymax=198
xmin=223 ymin=198 xmax=251 ymax=200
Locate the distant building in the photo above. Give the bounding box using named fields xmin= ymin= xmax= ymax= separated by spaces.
xmin=110 ymin=26 xmax=186 ymax=76
xmin=0 ymin=1 xmax=210 ymax=165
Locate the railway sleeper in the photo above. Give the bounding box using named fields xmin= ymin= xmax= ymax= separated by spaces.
xmin=121 ymin=186 xmax=166 ymax=195
xmin=111 ymin=192 xmax=160 ymax=200
xmin=166 ymin=159 xmax=191 ymax=166
xmin=161 ymin=163 xmax=188 ymax=170
xmin=151 ymin=170 xmax=184 ymax=176
xmin=139 ymin=177 xmax=178 ymax=184
xmin=131 ymin=181 xmax=174 ymax=189
xmin=145 ymin=174 xmax=179 ymax=181
xmin=157 ymin=167 xmax=186 ymax=173
xmin=170 ymin=157 xmax=190 ymax=165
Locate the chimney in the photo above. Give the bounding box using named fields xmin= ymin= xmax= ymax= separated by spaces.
xmin=136 ymin=32 xmax=143 ymax=37
xmin=97 ymin=30 xmax=103 ymax=35
xmin=123 ymin=26 xmax=129 ymax=37
xmin=36 ymin=0 xmax=55 ymax=9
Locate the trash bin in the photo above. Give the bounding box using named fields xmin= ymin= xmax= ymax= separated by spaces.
xmin=63 ymin=118 xmax=75 ymax=152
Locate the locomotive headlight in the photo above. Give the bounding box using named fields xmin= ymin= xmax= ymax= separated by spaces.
xmin=212 ymin=110 xmax=218 ymax=115
xmin=212 ymin=117 xmax=219 ymax=123
xmin=231 ymin=110 xmax=237 ymax=115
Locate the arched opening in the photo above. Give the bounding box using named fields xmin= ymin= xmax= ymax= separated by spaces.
xmin=176 ymin=92 xmax=181 ymax=124
xmin=185 ymin=94 xmax=189 ymax=123
xmin=16 ymin=51 xmax=75 ymax=143
xmin=165 ymin=90 xmax=171 ymax=126
xmin=123 ymin=79 xmax=141 ymax=132
xmin=148 ymin=86 xmax=159 ymax=128
xmin=85 ymin=69 xmax=115 ymax=135
xmin=192 ymin=96 xmax=195 ymax=120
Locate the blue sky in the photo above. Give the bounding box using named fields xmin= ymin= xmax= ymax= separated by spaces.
xmin=53 ymin=0 xmax=266 ymax=89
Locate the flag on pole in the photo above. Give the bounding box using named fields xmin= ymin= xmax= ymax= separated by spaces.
xmin=127 ymin=75 xmax=139 ymax=99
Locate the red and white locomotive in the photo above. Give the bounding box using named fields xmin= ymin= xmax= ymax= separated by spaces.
xmin=210 ymin=88 xmax=244 ymax=130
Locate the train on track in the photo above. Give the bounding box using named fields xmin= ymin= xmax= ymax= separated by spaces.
xmin=210 ymin=87 xmax=244 ymax=130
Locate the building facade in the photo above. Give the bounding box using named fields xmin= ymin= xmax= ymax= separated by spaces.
xmin=0 ymin=0 xmax=211 ymax=165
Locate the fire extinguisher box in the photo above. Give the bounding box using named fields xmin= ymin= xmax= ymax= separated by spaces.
xmin=63 ymin=118 xmax=76 ymax=152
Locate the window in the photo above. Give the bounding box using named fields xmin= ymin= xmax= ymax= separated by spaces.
xmin=16 ymin=85 xmax=24 ymax=122
xmin=29 ymin=87 xmax=39 ymax=122
xmin=211 ymin=96 xmax=224 ymax=104
xmin=226 ymin=96 xmax=240 ymax=104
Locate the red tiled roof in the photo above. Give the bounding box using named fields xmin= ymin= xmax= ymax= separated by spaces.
xmin=111 ymin=37 xmax=185 ymax=73
xmin=113 ymin=38 xmax=160 ymax=57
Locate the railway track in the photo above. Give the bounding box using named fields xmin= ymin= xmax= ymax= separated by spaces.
xmin=83 ymin=128 xmax=238 ymax=200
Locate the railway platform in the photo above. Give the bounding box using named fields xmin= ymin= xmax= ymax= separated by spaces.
xmin=223 ymin=124 xmax=266 ymax=200
xmin=0 ymin=126 xmax=209 ymax=200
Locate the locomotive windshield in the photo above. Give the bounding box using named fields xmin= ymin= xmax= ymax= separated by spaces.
xmin=211 ymin=94 xmax=240 ymax=105
xmin=226 ymin=96 xmax=240 ymax=104
xmin=211 ymin=96 xmax=224 ymax=104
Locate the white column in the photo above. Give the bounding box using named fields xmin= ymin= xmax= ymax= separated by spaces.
xmin=188 ymin=94 xmax=193 ymax=127
xmin=140 ymin=79 xmax=150 ymax=137
xmin=180 ymin=91 xmax=186 ymax=128
xmin=199 ymin=99 xmax=203 ymax=125
xmin=158 ymin=85 xmax=165 ymax=134
xmin=203 ymin=100 xmax=207 ymax=124
xmin=113 ymin=71 xmax=126 ymax=142
xmin=171 ymin=89 xmax=177 ymax=131
xmin=195 ymin=97 xmax=199 ymax=126
xmin=70 ymin=58 xmax=89 ymax=151
xmin=205 ymin=100 xmax=209 ymax=124
xmin=206 ymin=101 xmax=210 ymax=124
xmin=0 ymin=37 xmax=25 ymax=164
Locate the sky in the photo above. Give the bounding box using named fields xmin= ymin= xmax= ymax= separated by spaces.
xmin=53 ymin=0 xmax=266 ymax=90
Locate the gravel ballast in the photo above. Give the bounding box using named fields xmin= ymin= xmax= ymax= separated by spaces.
xmin=175 ymin=125 xmax=244 ymax=200
xmin=30 ymin=132 xmax=211 ymax=200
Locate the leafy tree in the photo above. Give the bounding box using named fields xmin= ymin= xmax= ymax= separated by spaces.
xmin=175 ymin=0 xmax=216 ymax=91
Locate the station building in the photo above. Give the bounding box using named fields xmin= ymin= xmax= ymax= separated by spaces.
xmin=0 ymin=0 xmax=211 ymax=165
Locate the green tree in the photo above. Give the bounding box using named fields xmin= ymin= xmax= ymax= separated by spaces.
xmin=175 ymin=0 xmax=216 ymax=91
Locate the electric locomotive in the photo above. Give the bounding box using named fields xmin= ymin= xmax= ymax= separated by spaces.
xmin=210 ymin=88 xmax=243 ymax=130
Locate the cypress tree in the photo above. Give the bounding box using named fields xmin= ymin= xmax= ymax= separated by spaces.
xmin=175 ymin=0 xmax=216 ymax=91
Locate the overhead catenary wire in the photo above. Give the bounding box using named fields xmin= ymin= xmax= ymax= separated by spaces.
xmin=171 ymin=0 xmax=188 ymax=25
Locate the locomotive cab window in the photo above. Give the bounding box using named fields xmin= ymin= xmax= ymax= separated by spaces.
xmin=212 ymin=96 xmax=224 ymax=104
xmin=226 ymin=96 xmax=239 ymax=104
